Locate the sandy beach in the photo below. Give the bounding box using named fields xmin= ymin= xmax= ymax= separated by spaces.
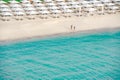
xmin=0 ymin=13 xmax=120 ymax=42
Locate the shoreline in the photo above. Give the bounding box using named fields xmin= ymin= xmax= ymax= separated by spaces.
xmin=0 ymin=13 xmax=120 ymax=44
xmin=0 ymin=27 xmax=120 ymax=45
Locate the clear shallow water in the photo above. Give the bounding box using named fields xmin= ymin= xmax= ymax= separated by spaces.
xmin=0 ymin=30 xmax=120 ymax=80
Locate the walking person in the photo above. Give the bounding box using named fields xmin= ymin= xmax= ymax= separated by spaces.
xmin=74 ymin=26 xmax=75 ymax=31
xmin=71 ymin=25 xmax=73 ymax=30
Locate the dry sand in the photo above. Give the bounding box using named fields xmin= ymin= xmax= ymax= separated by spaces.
xmin=0 ymin=13 xmax=120 ymax=42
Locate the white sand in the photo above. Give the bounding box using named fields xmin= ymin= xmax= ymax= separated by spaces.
xmin=0 ymin=13 xmax=120 ymax=41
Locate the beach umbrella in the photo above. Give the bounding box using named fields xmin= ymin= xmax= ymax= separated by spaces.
xmin=9 ymin=4 xmax=21 ymax=8
xmin=109 ymin=6 xmax=119 ymax=10
xmin=49 ymin=6 xmax=59 ymax=10
xmin=106 ymin=3 xmax=115 ymax=6
xmin=87 ymin=8 xmax=96 ymax=12
xmin=0 ymin=8 xmax=11 ymax=12
xmin=1 ymin=12 xmax=13 ymax=16
xmin=12 ymin=8 xmax=24 ymax=11
xmin=55 ymin=0 xmax=64 ymax=2
xmin=36 ymin=7 xmax=47 ymax=10
xmin=61 ymin=5 xmax=72 ymax=9
xmin=51 ymin=10 xmax=61 ymax=13
xmin=14 ymin=11 xmax=25 ymax=15
xmin=65 ymin=1 xmax=72 ymax=5
xmin=57 ymin=2 xmax=67 ymax=6
xmin=72 ymin=2 xmax=79 ymax=5
xmin=21 ymin=0 xmax=30 ymax=3
xmin=47 ymin=3 xmax=56 ymax=6
xmin=34 ymin=3 xmax=44 ymax=7
xmin=26 ymin=11 xmax=38 ymax=15
xmin=113 ymin=0 xmax=120 ymax=1
xmin=40 ymin=7 xmax=48 ymax=10
xmin=32 ymin=0 xmax=41 ymax=3
xmin=24 ymin=7 xmax=36 ymax=11
xmin=63 ymin=9 xmax=73 ymax=13
xmin=67 ymin=1 xmax=79 ymax=5
xmin=92 ymin=1 xmax=101 ymax=4
xmin=114 ymin=0 xmax=120 ymax=5
xmin=40 ymin=10 xmax=50 ymax=14
xmin=95 ymin=3 xmax=104 ymax=7
xmin=101 ymin=0 xmax=111 ymax=3
xmin=22 ymin=4 xmax=33 ymax=7
xmin=81 ymin=1 xmax=91 ymax=5
xmin=0 ymin=4 xmax=9 ymax=8
xmin=113 ymin=0 xmax=120 ymax=3
xmin=83 ymin=4 xmax=93 ymax=8
xmin=44 ymin=0 xmax=52 ymax=3
xmin=72 ymin=5 xmax=80 ymax=8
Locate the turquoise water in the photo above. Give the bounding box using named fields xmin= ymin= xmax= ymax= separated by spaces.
xmin=0 ymin=30 xmax=120 ymax=80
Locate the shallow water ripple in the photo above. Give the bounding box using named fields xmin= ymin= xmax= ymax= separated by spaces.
xmin=0 ymin=31 xmax=120 ymax=80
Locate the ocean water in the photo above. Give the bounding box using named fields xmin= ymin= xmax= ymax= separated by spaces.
xmin=0 ymin=30 xmax=120 ymax=80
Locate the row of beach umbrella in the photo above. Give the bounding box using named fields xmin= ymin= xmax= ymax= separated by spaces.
xmin=0 ymin=0 xmax=120 ymax=21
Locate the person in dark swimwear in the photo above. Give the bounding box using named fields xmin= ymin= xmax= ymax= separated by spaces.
xmin=74 ymin=26 xmax=75 ymax=30
xmin=71 ymin=25 xmax=73 ymax=30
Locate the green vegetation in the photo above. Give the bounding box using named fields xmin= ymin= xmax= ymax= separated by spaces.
xmin=3 ymin=0 xmax=21 ymax=2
